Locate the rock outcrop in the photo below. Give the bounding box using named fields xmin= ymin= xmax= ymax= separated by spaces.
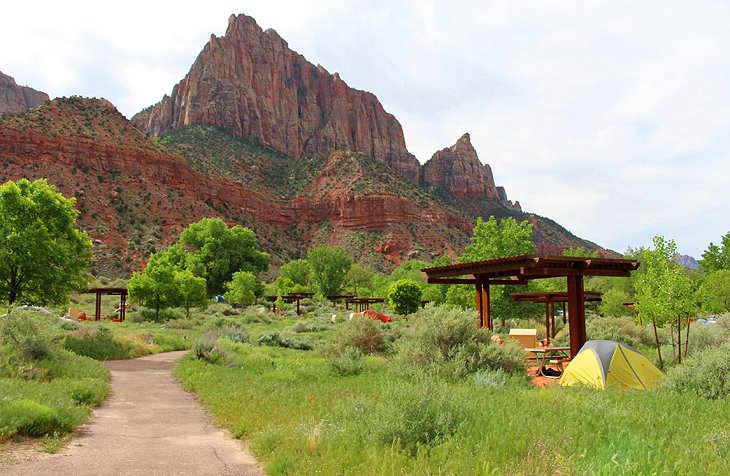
xmin=132 ymin=14 xmax=420 ymax=181
xmin=0 ymin=71 xmax=49 ymax=115
xmin=420 ymin=133 xmax=520 ymax=211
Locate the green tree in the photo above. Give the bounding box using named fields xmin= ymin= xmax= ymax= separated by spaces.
xmin=562 ymin=246 xmax=598 ymax=258
xmin=224 ymin=271 xmax=262 ymax=306
xmin=179 ymin=218 xmax=269 ymax=296
xmin=174 ymin=269 xmax=207 ymax=317
xmin=345 ymin=264 xmax=377 ymax=296
xmin=388 ymin=279 xmax=423 ymax=316
xmin=700 ymin=231 xmax=730 ymax=273
xmin=695 ymin=269 xmax=730 ymax=314
xmin=635 ymin=236 xmax=693 ymax=367
xmin=278 ymin=259 xmax=311 ymax=288
xmin=598 ymin=287 xmax=632 ymax=318
xmin=307 ymin=245 xmax=352 ymax=297
xmin=0 ymin=179 xmax=93 ymax=305
xmin=128 ymin=251 xmax=182 ymax=320
xmin=458 ymin=216 xmax=537 ymax=329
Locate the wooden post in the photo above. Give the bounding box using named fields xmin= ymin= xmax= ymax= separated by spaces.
xmin=484 ymin=283 xmax=491 ymax=331
xmin=544 ymin=303 xmax=550 ymax=342
xmin=95 ymin=292 xmax=102 ymax=321
xmin=566 ymin=275 xmax=586 ymax=358
xmin=550 ymin=301 xmax=556 ymax=338
xmin=475 ymin=275 xmax=484 ymax=328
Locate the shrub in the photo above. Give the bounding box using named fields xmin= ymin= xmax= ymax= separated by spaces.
xmin=388 ymin=279 xmax=423 ymax=316
xmin=345 ymin=380 xmax=469 ymax=454
xmin=685 ymin=322 xmax=728 ymax=357
xmin=392 ymin=306 xmax=526 ymax=380
xmin=133 ymin=307 xmax=186 ymax=322
xmin=63 ymin=325 xmax=127 ymax=360
xmin=661 ymin=343 xmax=730 ymax=399
xmin=0 ymin=310 xmax=63 ymax=361
xmin=258 ymin=331 xmax=313 ymax=350
xmin=289 ymin=320 xmax=331 ymax=333
xmin=192 ymin=330 xmax=221 ymax=361
xmin=473 ymin=368 xmax=508 ymax=388
xmin=585 ymin=316 xmax=653 ymax=349
xmin=217 ymin=323 xmax=250 ymax=344
xmin=327 ymin=346 xmax=365 ymax=376
xmin=333 ymin=315 xmax=386 ymax=354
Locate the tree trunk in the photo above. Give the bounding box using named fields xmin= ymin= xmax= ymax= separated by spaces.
xmin=652 ymin=319 xmax=664 ymax=370
xmin=676 ymin=315 xmax=682 ymax=365
xmin=684 ymin=314 xmax=691 ymax=359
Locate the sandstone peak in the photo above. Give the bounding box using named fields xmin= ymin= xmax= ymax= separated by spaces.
xmin=0 ymin=71 xmax=49 ymax=116
xmin=132 ymin=13 xmax=419 ymax=181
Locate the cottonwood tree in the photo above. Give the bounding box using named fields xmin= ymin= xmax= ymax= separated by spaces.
xmin=388 ymin=279 xmax=423 ymax=316
xmin=224 ymin=271 xmax=263 ymax=306
xmin=635 ymin=236 xmax=693 ymax=368
xmin=0 ymin=179 xmax=92 ymax=306
xmin=700 ymin=231 xmax=730 ymax=274
xmin=307 ymin=245 xmax=352 ymax=298
xmin=179 ymin=218 xmax=269 ymax=296
xmin=452 ymin=216 xmax=537 ymax=328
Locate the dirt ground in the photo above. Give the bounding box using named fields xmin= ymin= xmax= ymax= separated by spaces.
xmin=0 ymin=351 xmax=263 ymax=475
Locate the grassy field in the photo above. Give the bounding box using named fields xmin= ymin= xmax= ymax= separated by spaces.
xmin=172 ymin=305 xmax=730 ymax=475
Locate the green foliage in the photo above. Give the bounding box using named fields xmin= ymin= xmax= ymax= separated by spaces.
xmin=563 ymin=246 xmax=599 ymax=258
xmin=598 ymin=287 xmax=632 ymax=317
xmin=696 ymin=269 xmax=730 ymax=314
xmin=445 ymin=284 xmax=476 ymax=310
xmin=128 ymin=249 xmax=183 ymax=319
xmin=307 ymin=245 xmax=352 ymax=297
xmin=0 ymin=310 xmax=63 ymax=361
xmin=392 ymin=306 xmax=526 ymax=380
xmin=258 ymin=331 xmax=314 ymax=350
xmin=662 ymin=343 xmax=730 ymax=399
xmin=700 ymin=231 xmax=730 ymax=273
xmin=0 ymin=399 xmax=63 ymax=437
xmin=457 ymin=216 xmax=537 ymax=327
xmin=585 ymin=316 xmax=653 ymax=349
xmin=333 ymin=315 xmax=386 ymax=354
xmin=635 ymin=236 xmax=693 ymax=328
xmin=224 ymin=271 xmax=262 ymax=306
xmin=0 ymin=179 xmax=93 ymax=305
xmin=278 ymin=260 xmax=311 ymax=288
xmin=460 ymin=215 xmax=535 ymax=263
xmin=179 ymin=217 xmax=270 ymax=296
xmin=326 ymin=346 xmax=366 ymax=376
xmin=345 ymin=264 xmax=377 ymax=296
xmin=63 ymin=326 xmax=127 ymax=360
xmin=387 ymin=279 xmax=423 ymax=316
xmin=288 ymin=321 xmax=331 ymax=333
xmin=345 ymin=381 xmax=469 ymax=454
xmin=174 ymin=269 xmax=208 ymax=316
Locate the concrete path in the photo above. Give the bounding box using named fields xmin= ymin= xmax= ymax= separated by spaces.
xmin=0 ymin=351 xmax=263 ymax=475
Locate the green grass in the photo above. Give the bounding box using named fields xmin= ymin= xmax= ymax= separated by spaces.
xmin=174 ymin=325 xmax=729 ymax=475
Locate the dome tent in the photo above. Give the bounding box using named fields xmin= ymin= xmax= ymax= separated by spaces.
xmin=559 ymin=340 xmax=663 ymax=390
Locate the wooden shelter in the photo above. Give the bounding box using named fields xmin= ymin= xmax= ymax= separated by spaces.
xmin=86 ymin=287 xmax=128 ymax=321
xmin=422 ymin=255 xmax=639 ymax=357
xmin=510 ymin=291 xmax=602 ymax=340
xmin=345 ymin=297 xmax=385 ymax=312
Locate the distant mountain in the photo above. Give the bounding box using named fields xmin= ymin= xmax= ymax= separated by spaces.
xmin=0 ymin=13 xmax=614 ymax=277
xmin=0 ymin=71 xmax=49 ymax=115
xmin=674 ymin=253 xmax=700 ymax=270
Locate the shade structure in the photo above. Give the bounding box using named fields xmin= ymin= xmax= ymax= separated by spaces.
xmin=511 ymin=291 xmax=603 ymax=339
xmin=422 ymin=254 xmax=640 ymax=357
xmin=559 ymin=340 xmax=663 ymax=390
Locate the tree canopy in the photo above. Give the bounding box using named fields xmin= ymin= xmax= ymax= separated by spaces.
xmin=178 ymin=218 xmax=269 ymax=296
xmin=700 ymin=231 xmax=730 ymax=274
xmin=0 ymin=179 xmax=93 ymax=305
xmin=459 ymin=216 xmax=535 ymax=263
xmin=307 ymin=245 xmax=352 ymax=297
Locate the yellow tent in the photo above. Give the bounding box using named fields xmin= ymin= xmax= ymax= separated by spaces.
xmin=559 ymin=340 xmax=663 ymax=390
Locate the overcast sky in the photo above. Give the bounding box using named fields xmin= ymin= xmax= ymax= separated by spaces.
xmin=3 ymin=0 xmax=728 ymax=258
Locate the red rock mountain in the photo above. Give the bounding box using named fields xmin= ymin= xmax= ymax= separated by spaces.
xmin=0 ymin=71 xmax=49 ymax=115
xmin=421 ymin=132 xmax=520 ymax=211
xmin=133 ymin=14 xmax=421 ymax=182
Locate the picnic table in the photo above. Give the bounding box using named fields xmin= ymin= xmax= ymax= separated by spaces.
xmin=525 ymin=346 xmax=570 ymax=378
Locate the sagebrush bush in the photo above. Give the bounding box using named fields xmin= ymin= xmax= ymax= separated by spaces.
xmin=392 ymin=306 xmax=526 ymax=380
xmin=333 ymin=315 xmax=386 ymax=354
xmin=63 ymin=325 xmax=127 ymax=360
xmin=257 ymin=331 xmax=313 ymax=350
xmin=192 ymin=330 xmax=221 ymax=361
xmin=134 ymin=307 xmax=186 ymax=322
xmin=661 ymin=343 xmax=730 ymax=399
xmin=289 ymin=320 xmax=331 ymax=333
xmin=0 ymin=310 xmax=63 ymax=361
xmin=217 ymin=323 xmax=250 ymax=344
xmin=345 ymin=380 xmax=469 ymax=454
xmin=685 ymin=323 xmax=728 ymax=357
xmin=326 ymin=346 xmax=365 ymax=376
xmin=585 ymin=316 xmax=653 ymax=349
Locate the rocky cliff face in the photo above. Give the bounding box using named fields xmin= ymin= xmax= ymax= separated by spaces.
xmin=0 ymin=71 xmax=49 ymax=115
xmin=420 ymin=133 xmax=520 ymax=211
xmin=132 ymin=14 xmax=421 ymax=181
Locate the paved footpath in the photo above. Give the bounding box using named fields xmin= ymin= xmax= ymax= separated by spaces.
xmin=0 ymin=351 xmax=263 ymax=476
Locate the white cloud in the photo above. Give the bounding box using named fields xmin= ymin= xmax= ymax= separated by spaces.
xmin=2 ymin=0 xmax=729 ymax=257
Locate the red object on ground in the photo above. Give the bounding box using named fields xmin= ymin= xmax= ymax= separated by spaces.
xmin=78 ymin=312 xmax=87 ymax=321
xmin=354 ymin=309 xmax=392 ymax=323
